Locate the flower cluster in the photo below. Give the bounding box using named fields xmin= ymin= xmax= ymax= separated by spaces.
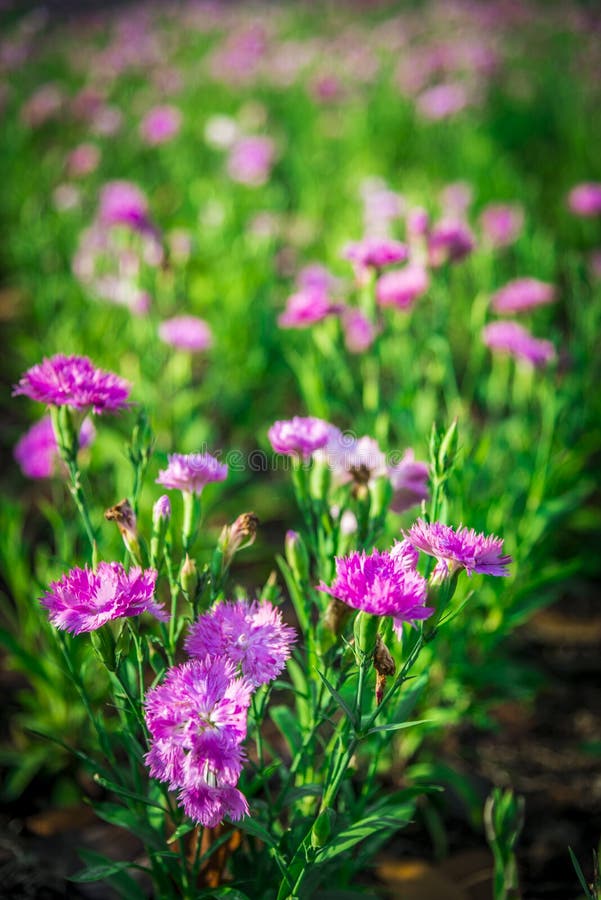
xmin=13 ymin=354 xmax=131 ymax=414
xmin=145 ymin=657 xmax=252 ymax=827
xmin=146 ymin=599 xmax=295 ymax=826
xmin=482 ymin=321 xmax=556 ymax=368
xmin=41 ymin=562 xmax=166 ymax=634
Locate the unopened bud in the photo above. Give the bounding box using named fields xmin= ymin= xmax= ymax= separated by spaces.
xmin=260 ymin=571 xmax=279 ymax=603
xmin=105 ymin=499 xmax=141 ymax=563
xmin=311 ymin=808 xmax=336 ymax=849
xmin=153 ymin=494 xmax=171 ymax=527
xmin=90 ymin=624 xmax=117 ymax=671
xmin=180 ymin=554 xmax=198 ymax=598
xmin=354 ymin=611 xmax=380 ymax=657
xmin=150 ymin=495 xmax=171 ymax=568
xmin=285 ymin=530 xmax=310 ymax=584
xmin=437 ymin=418 xmax=458 ymax=473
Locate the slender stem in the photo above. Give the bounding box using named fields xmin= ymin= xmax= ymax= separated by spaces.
xmin=65 ymin=458 xmax=97 ymax=559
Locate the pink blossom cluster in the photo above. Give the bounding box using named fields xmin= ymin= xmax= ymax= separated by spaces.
xmin=269 ymin=417 xmax=429 ymax=514
xmin=145 ymin=599 xmax=295 ymax=826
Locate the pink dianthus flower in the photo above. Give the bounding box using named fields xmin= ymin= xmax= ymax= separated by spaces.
xmin=13 ymin=354 xmax=131 ymax=414
xmin=41 ymin=563 xmax=165 ymax=634
xmin=156 ymin=452 xmax=228 ymax=495
xmin=185 ymin=599 xmax=296 ymax=687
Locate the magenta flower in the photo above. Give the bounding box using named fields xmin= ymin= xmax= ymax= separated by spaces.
xmin=278 ymin=289 xmax=335 ymax=328
xmin=343 ymin=237 xmax=408 ymax=274
xmin=268 ymin=416 xmax=333 ymax=459
xmin=156 ymin=453 xmax=228 ymax=495
xmin=227 ymin=136 xmax=275 ymax=186
xmin=491 ymin=278 xmax=556 ymax=314
xmin=158 ymin=316 xmax=213 ymax=352
xmin=179 ymin=783 xmax=249 ymax=829
xmin=315 ymin=431 xmax=386 ymax=486
xmin=14 ymin=415 xmax=95 ymax=479
xmin=67 ymin=143 xmax=101 ymax=178
xmin=41 ymin=563 xmax=166 ymax=634
xmin=376 ymin=264 xmax=430 ymax=310
xmin=568 ymin=183 xmax=601 ymax=218
xmin=144 ymin=656 xmax=252 ymax=827
xmin=407 ymin=519 xmax=512 ymax=578
xmin=140 ymin=105 xmax=182 ymax=145
xmin=318 ymin=546 xmax=431 ymax=636
xmin=185 ymin=599 xmax=296 ymax=687
xmin=417 ymin=82 xmax=469 ymax=121
xmin=480 ymin=203 xmax=524 ymax=248
xmin=13 ymin=354 xmax=131 ymax=414
xmin=98 ymin=180 xmax=150 ymax=231
xmin=483 ymin=321 xmax=556 ymax=368
xmin=389 ymin=449 xmax=430 ymax=513
xmin=429 ymin=219 xmax=475 ymax=266
xmin=296 ymin=263 xmax=340 ymax=294
xmin=440 ymin=182 xmax=473 ymax=217
xmin=342 ymin=309 xmax=377 ymax=353
xmin=406 ymin=207 xmax=430 ymax=239
xmin=21 ymin=83 xmax=63 ymax=127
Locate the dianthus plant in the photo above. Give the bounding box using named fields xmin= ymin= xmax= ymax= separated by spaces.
xmin=15 ymin=357 xmax=512 ymax=898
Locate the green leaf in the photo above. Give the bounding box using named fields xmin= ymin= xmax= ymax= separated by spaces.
xmin=568 ymin=847 xmax=595 ymax=900
xmin=316 ymin=669 xmax=357 ymax=727
xmin=316 ymin=806 xmax=413 ymax=863
xmin=0 ymin=627 xmax=51 ymax=681
xmin=277 ymin=555 xmax=310 ymax=632
xmin=92 ymin=801 xmax=164 ymax=850
xmin=235 ymin=816 xmax=278 ymax=848
xmin=205 ymin=889 xmax=252 ymax=900
xmin=366 ymin=718 xmax=431 ymax=736
xmin=167 ymin=819 xmax=197 ymax=844
xmin=270 ymin=705 xmax=302 ymax=756
xmin=92 ymin=773 xmax=165 ymax=810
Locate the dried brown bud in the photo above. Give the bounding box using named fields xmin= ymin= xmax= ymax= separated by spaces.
xmin=105 ymin=499 xmax=140 ymax=562
xmin=219 ymin=512 xmax=259 ymax=569
xmin=374 ymin=634 xmax=396 ymax=706
xmin=324 ymin=597 xmax=351 ymax=634
xmin=374 ymin=633 xmax=396 ymax=677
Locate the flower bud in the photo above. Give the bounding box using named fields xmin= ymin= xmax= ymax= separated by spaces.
xmin=153 ymin=494 xmax=171 ymax=527
xmin=150 ymin=495 xmax=171 ymax=568
xmin=180 ymin=554 xmax=198 ymax=598
xmin=285 ymin=530 xmax=310 ymax=585
xmin=311 ymin=808 xmax=336 ymax=849
xmin=260 ymin=570 xmax=279 ymax=603
xmin=353 ymin=611 xmax=380 ymax=657
xmin=105 ymin=499 xmax=141 ymax=564
xmin=90 ymin=624 xmax=117 ymax=671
